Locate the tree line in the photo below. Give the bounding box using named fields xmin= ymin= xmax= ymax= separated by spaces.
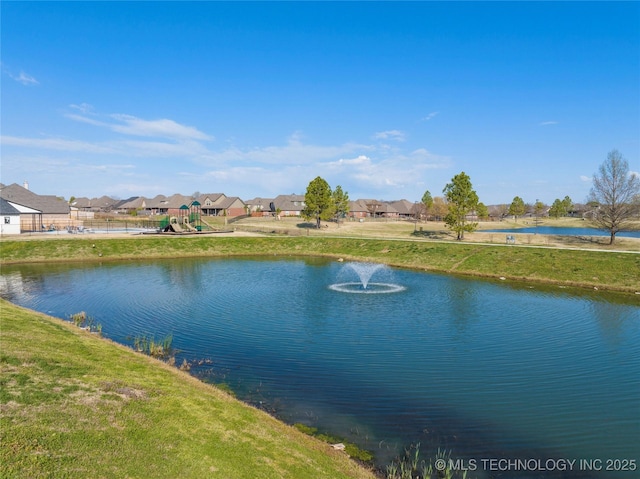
xmin=303 ymin=149 xmax=639 ymax=245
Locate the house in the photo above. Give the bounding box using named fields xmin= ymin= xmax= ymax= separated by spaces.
xmin=355 ymin=199 xmax=387 ymax=218
xmin=196 ymin=193 xmax=225 ymax=216
xmin=0 ymin=183 xmax=72 ymax=232
xmin=272 ymin=194 xmax=305 ymax=217
xmin=0 ymin=198 xmax=21 ymax=235
xmin=214 ymin=196 xmax=246 ymax=217
xmin=195 ymin=193 xmax=246 ymax=217
xmin=348 ymin=200 xmax=369 ymax=219
xmin=245 ymin=197 xmax=274 ymax=216
xmin=389 ymin=200 xmax=415 ymax=219
xmin=113 ymin=196 xmax=145 ymax=214
xmin=149 ymin=194 xmax=193 ymax=216
xmin=142 ymin=195 xmax=168 ymax=215
xmin=72 ymin=196 xmax=119 ymax=213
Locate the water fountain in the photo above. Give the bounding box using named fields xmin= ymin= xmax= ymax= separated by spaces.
xmin=329 ymin=262 xmax=405 ymax=294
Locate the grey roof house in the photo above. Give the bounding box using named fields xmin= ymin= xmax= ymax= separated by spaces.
xmin=0 ymin=183 xmax=71 ymax=232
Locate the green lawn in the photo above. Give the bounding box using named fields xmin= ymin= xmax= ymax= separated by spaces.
xmin=0 ymin=300 xmax=377 ymax=479
xmin=1 ymin=236 xmax=638 ymax=292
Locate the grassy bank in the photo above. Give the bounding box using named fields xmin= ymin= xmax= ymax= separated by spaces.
xmin=1 ymin=235 xmax=639 ymax=292
xmin=0 ymin=299 xmax=377 ymax=479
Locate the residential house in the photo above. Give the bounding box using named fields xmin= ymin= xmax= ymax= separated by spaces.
xmin=273 ymin=194 xmax=305 ymax=217
xmin=0 ymin=197 xmax=21 ymax=235
xmin=149 ymin=194 xmax=193 ymax=216
xmin=71 ymin=196 xmax=119 ymax=213
xmin=213 ymin=196 xmax=246 ymax=217
xmin=348 ymin=200 xmax=369 ymax=219
xmin=0 ymin=183 xmax=72 ymax=232
xmin=245 ymin=197 xmax=274 ymax=216
xmin=196 ymin=193 xmax=225 ymax=216
xmin=113 ymin=197 xmax=145 ymax=214
xmin=355 ymin=199 xmax=387 ymax=218
xmin=389 ymin=200 xmax=415 ymax=219
xmin=142 ymin=195 xmax=168 ymax=215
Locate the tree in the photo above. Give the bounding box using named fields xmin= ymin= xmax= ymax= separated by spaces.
xmin=443 ymin=171 xmax=479 ymax=240
xmin=549 ymin=199 xmax=567 ymax=219
xmin=508 ymin=196 xmax=525 ymax=221
xmin=533 ymin=200 xmax=546 ymax=218
xmin=431 ymin=196 xmax=449 ymax=221
xmin=562 ymin=196 xmax=573 ymax=215
xmin=476 ymin=202 xmax=489 ymax=220
xmin=496 ymin=204 xmax=509 ymax=220
xmin=588 ymin=149 xmax=640 ymax=244
xmin=332 ymin=185 xmax=350 ymax=224
xmin=421 ymin=190 xmax=433 ymax=220
xmin=411 ymin=202 xmax=426 ymax=222
xmin=302 ymin=176 xmax=334 ymax=229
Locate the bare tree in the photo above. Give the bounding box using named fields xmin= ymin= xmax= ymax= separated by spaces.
xmin=589 ymin=150 xmax=640 ymax=244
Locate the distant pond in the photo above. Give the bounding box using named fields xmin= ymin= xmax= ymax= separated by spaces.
xmin=483 ymin=226 xmax=640 ymax=238
xmin=1 ymin=257 xmax=638 ymax=478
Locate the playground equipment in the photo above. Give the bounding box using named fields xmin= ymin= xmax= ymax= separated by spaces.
xmin=161 ymin=202 xmax=203 ymax=233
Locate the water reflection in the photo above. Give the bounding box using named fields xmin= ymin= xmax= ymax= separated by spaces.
xmin=1 ymin=258 xmax=638 ymax=478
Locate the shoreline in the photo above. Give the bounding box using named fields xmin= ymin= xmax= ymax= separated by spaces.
xmin=1 ymin=235 xmax=638 ymax=294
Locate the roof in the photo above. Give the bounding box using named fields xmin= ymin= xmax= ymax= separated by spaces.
xmin=389 ymin=199 xmax=414 ymax=215
xmin=0 ymin=197 xmax=21 ymax=215
xmin=115 ymin=196 xmax=145 ymax=209
xmin=0 ymin=183 xmax=70 ymax=214
xmin=72 ymin=196 xmax=120 ymax=209
xmin=153 ymin=194 xmax=193 ymax=209
xmin=273 ymin=194 xmax=305 ymax=211
xmin=215 ymin=196 xmax=245 ymax=209
xmin=195 ymin=193 xmax=225 ymax=206
xmin=245 ymin=197 xmax=273 ymax=208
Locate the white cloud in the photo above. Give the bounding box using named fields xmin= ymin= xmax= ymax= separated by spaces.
xmin=120 ymin=139 xmax=210 ymax=158
xmin=65 ymin=108 xmax=213 ymax=141
xmin=421 ymin=112 xmax=439 ymax=121
xmin=10 ymin=70 xmax=39 ymax=85
xmin=539 ymin=121 xmax=558 ymax=126
xmin=580 ymin=175 xmax=591 ymax=182
xmin=0 ymin=135 xmax=115 ymax=154
xmin=197 ymin=134 xmax=369 ymax=167
xmin=373 ymin=130 xmax=406 ymax=142
xmin=109 ymin=114 xmax=213 ymax=141
xmin=69 ymin=103 xmax=95 ymax=114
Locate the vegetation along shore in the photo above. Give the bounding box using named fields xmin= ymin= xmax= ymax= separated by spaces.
xmin=1 ymin=234 xmax=639 ymax=293
xmin=0 ymin=299 xmax=377 ymax=479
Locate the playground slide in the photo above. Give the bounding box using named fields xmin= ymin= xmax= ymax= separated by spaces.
xmin=169 ymin=222 xmax=184 ymax=233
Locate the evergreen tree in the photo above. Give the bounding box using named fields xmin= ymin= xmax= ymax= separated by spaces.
xmin=549 ymin=199 xmax=566 ymax=218
xmin=443 ymin=171 xmax=479 ymax=240
xmin=421 ymin=190 xmax=433 ymax=220
xmin=476 ymin=202 xmax=489 ymax=220
xmin=302 ymin=176 xmax=334 ymax=229
xmin=332 ymin=185 xmax=350 ymax=223
xmin=508 ymin=196 xmax=526 ymax=221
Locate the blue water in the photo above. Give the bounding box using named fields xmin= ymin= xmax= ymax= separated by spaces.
xmin=1 ymin=258 xmax=638 ymax=478
xmin=483 ymin=226 xmax=640 ymax=238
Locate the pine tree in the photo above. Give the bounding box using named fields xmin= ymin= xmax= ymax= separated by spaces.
xmin=443 ymin=172 xmax=479 ymax=240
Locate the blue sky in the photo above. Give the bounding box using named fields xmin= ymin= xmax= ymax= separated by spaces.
xmin=1 ymin=1 xmax=638 ymax=205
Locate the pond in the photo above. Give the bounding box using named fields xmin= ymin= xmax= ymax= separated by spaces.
xmin=1 ymin=258 xmax=638 ymax=478
xmin=483 ymin=226 xmax=640 ymax=238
